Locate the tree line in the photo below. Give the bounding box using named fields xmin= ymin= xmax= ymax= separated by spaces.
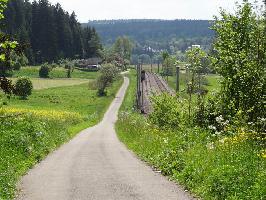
xmin=86 ymin=19 xmax=214 ymax=54
xmin=3 ymin=0 xmax=102 ymax=64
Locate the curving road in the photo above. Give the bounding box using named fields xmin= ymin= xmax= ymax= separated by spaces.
xmin=16 ymin=77 xmax=194 ymax=200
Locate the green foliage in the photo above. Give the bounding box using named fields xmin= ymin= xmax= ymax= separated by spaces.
xmin=96 ymin=64 xmax=119 ymax=96
xmin=137 ymin=54 xmax=150 ymax=64
xmin=185 ymin=47 xmax=207 ymax=120
xmin=0 ymin=0 xmax=7 ymax=20
xmin=12 ymin=61 xmax=21 ymax=71
xmin=162 ymin=55 xmax=176 ymax=76
xmin=108 ymin=36 xmax=133 ymax=70
xmin=186 ymin=47 xmax=207 ymax=93
xmin=39 ymin=64 xmax=50 ymax=78
xmin=83 ymin=27 xmax=103 ymax=58
xmin=0 ymin=77 xmax=13 ymax=96
xmin=149 ymin=94 xmax=180 ymax=129
xmin=14 ymin=77 xmax=33 ymax=99
xmin=10 ymin=53 xmax=28 ymax=71
xmin=211 ymin=1 xmax=266 ymax=123
xmin=0 ymin=0 xmax=20 ymax=76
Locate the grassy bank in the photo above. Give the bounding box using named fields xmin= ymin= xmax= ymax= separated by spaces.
xmin=116 ymin=72 xmax=266 ymax=200
xmin=0 ymin=75 xmax=123 ymax=199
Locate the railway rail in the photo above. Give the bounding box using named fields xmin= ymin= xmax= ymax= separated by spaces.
xmin=142 ymin=72 xmax=175 ymax=114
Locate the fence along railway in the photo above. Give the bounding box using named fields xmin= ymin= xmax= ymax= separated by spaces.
xmin=136 ymin=64 xmax=175 ymax=114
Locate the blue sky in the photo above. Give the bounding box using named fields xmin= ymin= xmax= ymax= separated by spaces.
xmin=48 ymin=0 xmax=263 ymax=22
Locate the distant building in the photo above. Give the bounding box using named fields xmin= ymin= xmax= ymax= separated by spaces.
xmin=77 ymin=57 xmax=102 ymax=71
xmin=192 ymin=45 xmax=201 ymax=49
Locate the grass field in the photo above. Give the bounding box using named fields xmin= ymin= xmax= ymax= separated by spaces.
xmin=11 ymin=66 xmax=99 ymax=79
xmin=5 ymin=79 xmax=122 ymax=121
xmin=167 ymin=73 xmax=221 ymax=94
xmin=10 ymin=78 xmax=91 ymax=90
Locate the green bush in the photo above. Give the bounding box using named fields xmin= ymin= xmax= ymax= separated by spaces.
xmin=0 ymin=77 xmax=14 ymax=96
xmin=18 ymin=54 xmax=29 ymax=66
xmin=14 ymin=77 xmax=33 ymax=99
xmin=12 ymin=61 xmax=21 ymax=71
xmin=39 ymin=64 xmax=50 ymax=78
xmin=97 ymin=64 xmax=119 ymax=96
xmin=51 ymin=62 xmax=57 ymax=69
xmin=149 ymin=94 xmax=180 ymax=129
xmin=10 ymin=53 xmax=28 ymax=69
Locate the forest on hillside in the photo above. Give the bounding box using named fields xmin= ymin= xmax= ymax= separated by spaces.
xmin=86 ymin=19 xmax=214 ymax=56
xmin=2 ymin=0 xmax=102 ymax=64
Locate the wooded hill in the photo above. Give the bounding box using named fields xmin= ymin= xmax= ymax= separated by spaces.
xmin=3 ymin=0 xmax=102 ymax=64
xmin=85 ymin=19 xmax=214 ymax=53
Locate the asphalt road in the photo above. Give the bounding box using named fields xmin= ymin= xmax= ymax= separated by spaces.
xmin=16 ymin=77 xmax=194 ymax=200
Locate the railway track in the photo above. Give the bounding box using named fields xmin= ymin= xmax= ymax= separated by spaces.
xmin=142 ymin=72 xmax=175 ymax=114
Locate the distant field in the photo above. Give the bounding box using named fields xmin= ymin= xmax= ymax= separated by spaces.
xmin=10 ymin=78 xmax=91 ymax=90
xmin=11 ymin=66 xmax=99 ymax=79
xmin=167 ymin=73 xmax=221 ymax=94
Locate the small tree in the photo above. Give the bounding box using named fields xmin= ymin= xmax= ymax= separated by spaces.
xmin=162 ymin=55 xmax=176 ymax=80
xmin=39 ymin=63 xmax=50 ymax=78
xmin=96 ymin=64 xmax=119 ymax=96
xmin=112 ymin=36 xmax=133 ymax=71
xmin=14 ymin=77 xmax=33 ymax=99
xmin=186 ymin=47 xmax=207 ymax=120
xmin=211 ymin=1 xmax=266 ymax=122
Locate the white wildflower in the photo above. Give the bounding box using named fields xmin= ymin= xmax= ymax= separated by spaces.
xmin=208 ymin=125 xmax=217 ymax=131
xmin=215 ymin=131 xmax=221 ymax=136
xmin=36 ymin=131 xmax=43 ymax=137
xmin=206 ymin=142 xmax=214 ymax=150
xmin=216 ymin=115 xmax=224 ymax=124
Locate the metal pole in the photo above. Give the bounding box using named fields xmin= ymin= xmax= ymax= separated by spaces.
xmin=136 ymin=64 xmax=140 ymax=109
xmin=151 ymin=58 xmax=153 ymax=73
xmin=138 ymin=64 xmax=141 ymax=109
xmin=176 ymin=66 xmax=180 ymax=93
xmin=157 ymin=61 xmax=160 ymax=74
xmin=141 ymin=77 xmax=144 ymax=113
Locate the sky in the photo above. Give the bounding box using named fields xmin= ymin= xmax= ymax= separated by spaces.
xmin=47 ymin=0 xmax=262 ymax=22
